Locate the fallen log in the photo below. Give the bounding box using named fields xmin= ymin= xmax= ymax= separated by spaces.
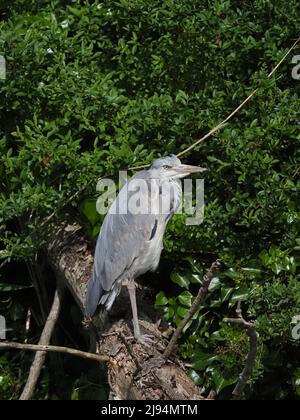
xmin=46 ymin=217 xmax=204 ymax=400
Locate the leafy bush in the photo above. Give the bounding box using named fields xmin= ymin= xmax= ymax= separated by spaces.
xmin=0 ymin=0 xmax=299 ymax=399
xmin=156 ymin=252 xmax=300 ymax=398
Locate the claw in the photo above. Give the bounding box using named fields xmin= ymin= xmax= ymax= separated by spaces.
xmin=125 ymin=333 xmax=155 ymax=347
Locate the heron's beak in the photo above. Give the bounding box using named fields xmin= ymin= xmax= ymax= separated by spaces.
xmin=176 ymin=164 xmax=207 ymax=175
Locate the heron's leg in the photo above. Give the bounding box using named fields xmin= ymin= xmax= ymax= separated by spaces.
xmin=126 ymin=281 xmax=154 ymax=346
xmin=126 ymin=281 xmax=141 ymax=338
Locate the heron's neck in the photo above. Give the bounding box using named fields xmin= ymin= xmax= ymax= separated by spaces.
xmin=159 ymin=177 xmax=182 ymax=215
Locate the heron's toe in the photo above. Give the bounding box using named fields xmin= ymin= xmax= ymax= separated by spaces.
xmin=135 ymin=334 xmax=155 ymax=347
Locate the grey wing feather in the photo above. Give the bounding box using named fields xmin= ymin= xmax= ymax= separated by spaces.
xmin=85 ymin=172 xmax=156 ymax=316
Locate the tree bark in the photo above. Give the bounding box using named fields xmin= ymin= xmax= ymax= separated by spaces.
xmin=46 ymin=217 xmax=204 ymax=400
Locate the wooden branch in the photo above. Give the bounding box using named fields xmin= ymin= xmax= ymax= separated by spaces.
xmin=19 ymin=288 xmax=63 ymax=400
xmin=0 ymin=341 xmax=110 ymax=363
xmin=223 ymin=302 xmax=258 ymax=400
xmin=46 ymin=219 xmax=92 ymax=312
xmin=176 ymin=36 xmax=300 ymax=158
xmin=163 ymin=260 xmax=222 ymax=359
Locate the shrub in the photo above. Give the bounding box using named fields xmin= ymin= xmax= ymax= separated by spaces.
xmin=0 ymin=0 xmax=299 ymax=399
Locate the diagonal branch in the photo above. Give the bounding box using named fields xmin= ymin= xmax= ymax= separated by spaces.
xmin=19 ymin=288 xmax=63 ymax=400
xmin=163 ymin=260 xmax=222 ymax=359
xmin=176 ymin=36 xmax=300 ymax=158
xmin=38 ymin=37 xmax=300 ymax=230
xmin=223 ymin=302 xmax=259 ymax=400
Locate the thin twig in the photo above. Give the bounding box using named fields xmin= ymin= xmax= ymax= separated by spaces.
xmin=267 ymin=37 xmax=300 ymax=78
xmin=24 ymin=259 xmax=47 ymax=322
xmin=207 ymin=390 xmax=217 ymax=400
xmin=292 ymin=166 xmax=300 ymax=178
xmin=0 ymin=342 xmax=110 ymax=363
xmin=37 ymin=37 xmax=300 ymax=229
xmin=163 ymin=260 xmax=222 ymax=359
xmin=223 ymin=302 xmax=259 ymax=400
xmin=19 ymin=288 xmax=63 ymax=400
xmin=0 ymin=258 xmax=9 ymax=271
xmin=118 ymin=331 xmax=143 ymax=371
xmin=24 ymin=308 xmax=32 ymax=344
xmin=157 ymin=36 xmax=299 ymax=160
xmin=38 ymin=36 xmax=300 ymax=230
xmin=176 ymin=35 xmax=300 ymax=158
xmin=176 ymin=90 xmax=258 ymax=158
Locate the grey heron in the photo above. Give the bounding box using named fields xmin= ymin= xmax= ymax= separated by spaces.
xmin=85 ymin=155 xmax=206 ymax=345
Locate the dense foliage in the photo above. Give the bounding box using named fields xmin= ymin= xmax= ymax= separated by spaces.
xmin=0 ymin=0 xmax=299 ymax=399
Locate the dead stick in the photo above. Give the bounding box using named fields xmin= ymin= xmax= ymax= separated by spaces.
xmin=0 ymin=341 xmax=110 ymax=363
xmin=19 ymin=288 xmax=63 ymax=400
xmin=163 ymin=260 xmax=222 ymax=359
xmin=118 ymin=331 xmax=143 ymax=371
xmin=223 ymin=302 xmax=258 ymax=400
xmin=176 ymin=36 xmax=300 ymax=158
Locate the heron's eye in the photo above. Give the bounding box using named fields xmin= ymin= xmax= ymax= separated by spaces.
xmin=162 ymin=165 xmax=172 ymax=170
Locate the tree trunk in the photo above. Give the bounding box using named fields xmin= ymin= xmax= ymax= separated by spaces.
xmin=46 ymin=217 xmax=204 ymax=400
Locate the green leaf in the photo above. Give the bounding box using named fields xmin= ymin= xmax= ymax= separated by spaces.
xmin=68 ymin=6 xmax=82 ymax=17
xmin=208 ymin=277 xmax=221 ymax=292
xmin=178 ymin=290 xmax=193 ymax=307
xmin=156 ymin=291 xmax=168 ymax=306
xmin=231 ymin=287 xmax=249 ymax=303
xmin=79 ymin=199 xmax=100 ymax=226
xmin=192 ymin=352 xmax=220 ymax=370
xmin=170 ymin=272 xmax=190 ymax=289
xmin=221 ymin=286 xmax=234 ymax=302
xmin=183 ymin=319 xmax=193 ymax=333
xmin=189 ymin=274 xmax=202 ymax=284
xmin=165 ymin=306 xmax=175 ymax=318
xmin=241 ymin=267 xmax=262 ymax=275
xmin=177 ymin=306 xmax=189 ymax=318
xmin=0 ymin=283 xmax=33 ymax=292
xmin=223 ymin=268 xmax=240 ymax=280
xmin=212 ymin=371 xmax=238 ymax=394
xmin=91 ymin=224 xmax=101 ymax=239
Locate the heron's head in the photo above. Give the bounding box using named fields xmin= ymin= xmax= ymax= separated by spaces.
xmin=150 ymin=155 xmax=207 ymax=179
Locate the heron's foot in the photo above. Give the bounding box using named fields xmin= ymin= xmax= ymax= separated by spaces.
xmin=136 ymin=333 xmax=155 ymax=347
xmin=126 ymin=333 xmax=155 ymax=347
